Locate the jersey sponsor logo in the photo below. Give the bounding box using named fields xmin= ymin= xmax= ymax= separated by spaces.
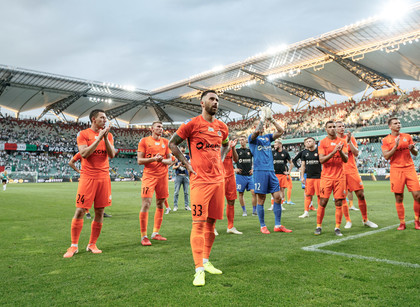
xmin=93 ymin=149 xmax=107 ymax=155
xmin=196 ymin=142 xmax=221 ymax=150
xmin=257 ymin=145 xmax=271 ymax=151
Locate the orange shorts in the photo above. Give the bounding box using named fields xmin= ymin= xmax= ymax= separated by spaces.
xmin=276 ymin=174 xmax=289 ymax=188
xmin=390 ymin=167 xmax=420 ymax=193
xmin=190 ymin=181 xmax=224 ymax=221
xmin=345 ymin=172 xmax=364 ymax=192
xmin=141 ymin=174 xmax=169 ymax=199
xmin=76 ymin=177 xmax=112 ymax=209
xmin=305 ymin=178 xmax=320 ymax=196
xmin=225 ymin=175 xmax=237 ymax=201
xmin=320 ymin=178 xmax=346 ymax=200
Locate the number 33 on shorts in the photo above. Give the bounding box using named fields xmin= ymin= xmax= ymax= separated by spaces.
xmin=192 ymin=204 xmax=203 ymax=217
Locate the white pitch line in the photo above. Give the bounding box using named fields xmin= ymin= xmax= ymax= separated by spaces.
xmin=302 ymin=220 xmax=420 ymax=269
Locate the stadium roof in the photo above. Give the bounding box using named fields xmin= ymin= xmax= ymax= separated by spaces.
xmin=0 ymin=3 xmax=419 ymax=125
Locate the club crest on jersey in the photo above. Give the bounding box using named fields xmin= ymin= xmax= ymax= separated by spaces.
xmin=247 ymin=152 xmax=250 ymax=155
xmin=208 ymin=127 xmax=214 ymax=132
xmin=162 ymin=144 xmax=165 ymax=148
xmin=315 ymin=153 xmax=318 ymax=156
xmin=265 ymin=137 xmax=269 ymax=141
xmin=217 ymin=131 xmax=221 ymax=136
xmin=403 ymin=138 xmax=407 ymax=142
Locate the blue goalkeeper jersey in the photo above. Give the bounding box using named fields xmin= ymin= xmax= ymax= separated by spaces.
xmin=248 ymin=133 xmax=274 ymax=171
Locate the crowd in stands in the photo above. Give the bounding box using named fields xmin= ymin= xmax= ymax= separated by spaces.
xmin=0 ymin=89 xmax=419 ymax=178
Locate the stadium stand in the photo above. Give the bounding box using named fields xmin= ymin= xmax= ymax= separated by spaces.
xmin=0 ymin=90 xmax=419 ymax=180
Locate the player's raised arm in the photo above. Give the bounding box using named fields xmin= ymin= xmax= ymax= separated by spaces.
xmin=347 ymin=132 xmax=359 ymax=157
xmin=169 ymin=133 xmax=196 ymax=175
xmin=221 ymin=139 xmax=237 ymax=162
xmin=103 ymin=129 xmax=116 ymax=159
xmin=408 ymin=143 xmax=418 ymax=156
xmin=250 ymin=118 xmax=265 ymax=141
xmin=382 ymin=135 xmax=400 ymax=160
xmin=338 ymin=143 xmax=348 ymax=163
xmin=271 ymin=119 xmax=284 ymax=140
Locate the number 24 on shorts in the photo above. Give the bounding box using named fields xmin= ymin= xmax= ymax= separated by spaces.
xmin=77 ymin=194 xmax=85 ymax=204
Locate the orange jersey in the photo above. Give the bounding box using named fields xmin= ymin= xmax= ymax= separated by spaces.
xmin=73 ymin=152 xmax=81 ymax=162
xmin=381 ymin=133 xmax=415 ymax=169
xmin=318 ymin=136 xmax=348 ymax=180
xmin=137 ymin=136 xmax=170 ymax=177
xmin=176 ymin=115 xmax=229 ymax=184
xmin=223 ymin=149 xmax=235 ymax=178
xmin=77 ymin=128 xmax=114 ymax=179
xmin=343 ymin=136 xmax=358 ymax=174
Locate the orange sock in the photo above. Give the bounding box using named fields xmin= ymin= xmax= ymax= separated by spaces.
xmin=349 ymin=199 xmax=353 ymax=208
xmin=304 ymin=196 xmax=311 ymax=211
xmin=226 ymin=204 xmax=234 ymax=229
xmin=89 ymin=221 xmax=103 ymax=245
xmin=203 ymin=222 xmax=216 ymax=259
xmin=139 ymin=212 xmax=148 ymax=237
xmin=317 ymin=196 xmax=320 ymax=207
xmin=359 ymin=199 xmax=368 ymax=221
xmin=71 ymin=218 xmax=84 ymax=245
xmin=164 ymin=199 xmax=169 ymax=209
xmin=287 ymin=188 xmax=292 ymax=202
xmin=271 ymin=198 xmax=274 ymax=205
xmin=342 ymin=199 xmax=351 ymax=222
xmin=317 ymin=206 xmax=325 ymax=227
xmin=414 ymin=201 xmax=420 ymax=221
xmin=153 ymin=208 xmax=164 ymax=233
xmin=190 ymin=222 xmax=205 ymax=268
xmin=395 ymin=202 xmax=405 ymax=223
xmin=335 ymin=206 xmax=343 ymax=228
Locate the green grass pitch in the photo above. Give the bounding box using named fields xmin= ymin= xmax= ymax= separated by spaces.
xmin=0 ymin=180 xmax=419 ymax=306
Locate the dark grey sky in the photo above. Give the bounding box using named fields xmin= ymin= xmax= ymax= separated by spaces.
xmin=1 ymin=0 xmax=418 ymax=91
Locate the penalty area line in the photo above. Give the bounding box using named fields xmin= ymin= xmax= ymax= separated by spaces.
xmin=302 ymin=221 xmax=420 ymax=269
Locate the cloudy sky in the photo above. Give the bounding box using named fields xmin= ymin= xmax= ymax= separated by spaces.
xmin=1 ymin=0 xmax=419 ymax=92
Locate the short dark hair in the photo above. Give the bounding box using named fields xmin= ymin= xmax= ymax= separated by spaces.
xmin=89 ymin=109 xmax=105 ymax=122
xmin=325 ymin=120 xmax=334 ymax=127
xmin=388 ymin=117 xmax=398 ymax=126
xmin=304 ymin=137 xmax=315 ymax=142
xmin=200 ymin=90 xmax=217 ymax=101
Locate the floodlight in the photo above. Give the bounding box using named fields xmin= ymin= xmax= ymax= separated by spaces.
xmin=379 ymin=0 xmax=410 ymax=20
xmin=211 ymin=65 xmax=224 ymax=73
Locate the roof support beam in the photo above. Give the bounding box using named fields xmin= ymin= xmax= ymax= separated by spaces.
xmin=150 ymin=99 xmax=173 ymax=122
xmin=316 ymin=46 xmax=398 ymax=91
xmin=187 ymin=84 xmax=270 ymax=110
xmin=241 ymin=68 xmax=325 ymax=102
xmin=37 ymin=88 xmax=91 ymax=120
xmin=0 ymin=72 xmax=12 ymax=98
xmin=105 ymin=98 xmax=150 ymax=120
